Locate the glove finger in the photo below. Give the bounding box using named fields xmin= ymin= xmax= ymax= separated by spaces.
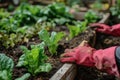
xmin=89 ymin=23 xmax=101 ymax=27
xmin=64 ymin=47 xmax=79 ymax=54
xmin=96 ymin=28 xmax=104 ymax=31
xmin=65 ymin=49 xmax=72 ymax=53
xmin=60 ymin=57 xmax=75 ymax=63
xmin=89 ymin=23 xmax=105 ymax=29
xmin=112 ymin=24 xmax=120 ymax=28
xmin=60 ymin=52 xmax=73 ymax=58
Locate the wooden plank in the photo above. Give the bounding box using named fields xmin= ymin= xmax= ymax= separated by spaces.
xmin=99 ymin=13 xmax=110 ymax=23
xmin=50 ymin=64 xmax=76 ymax=80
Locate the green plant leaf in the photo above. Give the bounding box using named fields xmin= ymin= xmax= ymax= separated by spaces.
xmin=38 ymin=29 xmax=50 ymax=44
xmin=15 ymin=73 xmax=31 ymax=80
xmin=85 ymin=10 xmax=100 ymax=23
xmin=38 ymin=29 xmax=64 ymax=55
xmin=0 ymin=53 xmax=14 ymax=80
xmin=67 ymin=20 xmax=87 ymax=40
xmin=51 ymin=31 xmax=65 ymax=44
xmin=35 ymin=63 xmax=52 ymax=73
xmin=17 ymin=43 xmax=52 ymax=75
xmin=67 ymin=25 xmax=80 ymax=39
xmin=110 ymin=0 xmax=120 ymax=19
xmin=16 ymin=54 xmax=27 ymax=67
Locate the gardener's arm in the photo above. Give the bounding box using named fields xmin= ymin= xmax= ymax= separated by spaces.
xmin=90 ymin=23 xmax=120 ymax=36
xmin=60 ymin=44 xmax=120 ymax=77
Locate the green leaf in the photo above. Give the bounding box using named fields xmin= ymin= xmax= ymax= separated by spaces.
xmin=16 ymin=54 xmax=27 ymax=67
xmin=67 ymin=24 xmax=80 ymax=39
xmin=30 ymin=48 xmax=39 ymax=60
xmin=20 ymin=46 xmax=30 ymax=54
xmin=85 ymin=10 xmax=100 ymax=23
xmin=31 ymin=42 xmax=45 ymax=49
xmin=15 ymin=73 xmax=31 ymax=80
xmin=0 ymin=70 xmax=10 ymax=80
xmin=110 ymin=7 xmax=118 ymax=16
xmin=50 ymin=31 xmax=65 ymax=45
xmin=118 ymin=15 xmax=120 ymax=19
xmin=38 ymin=2 xmax=74 ymax=25
xmin=35 ymin=63 xmax=52 ymax=74
xmin=38 ymin=29 xmax=50 ymax=44
xmin=54 ymin=17 xmax=70 ymax=25
xmin=0 ymin=8 xmax=10 ymax=19
xmin=17 ymin=43 xmax=52 ymax=75
xmin=0 ymin=53 xmax=14 ymax=80
xmin=38 ymin=29 xmax=64 ymax=55
xmin=50 ymin=32 xmax=57 ymax=42
xmin=79 ymin=20 xmax=87 ymax=32
xmin=67 ymin=21 xmax=87 ymax=39
xmin=16 ymin=26 xmax=28 ymax=34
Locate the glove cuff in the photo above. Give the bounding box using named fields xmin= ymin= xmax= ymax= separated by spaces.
xmin=93 ymin=46 xmax=120 ymax=77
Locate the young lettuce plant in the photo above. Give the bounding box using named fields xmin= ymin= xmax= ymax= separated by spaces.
xmin=0 ymin=8 xmax=10 ymax=19
xmin=67 ymin=20 xmax=88 ymax=39
xmin=38 ymin=2 xmax=74 ymax=25
xmin=16 ymin=42 xmax=52 ymax=76
xmin=38 ymin=29 xmax=65 ymax=55
xmin=0 ymin=54 xmax=14 ymax=80
xmin=85 ymin=10 xmax=100 ymax=24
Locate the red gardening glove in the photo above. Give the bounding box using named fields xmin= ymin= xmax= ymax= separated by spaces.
xmin=61 ymin=45 xmax=95 ymax=67
xmin=90 ymin=23 xmax=120 ymax=36
xmin=60 ymin=45 xmax=120 ymax=77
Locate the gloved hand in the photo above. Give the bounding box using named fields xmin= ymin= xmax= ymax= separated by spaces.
xmin=61 ymin=45 xmax=95 ymax=67
xmin=60 ymin=45 xmax=120 ymax=77
xmin=90 ymin=23 xmax=120 ymax=36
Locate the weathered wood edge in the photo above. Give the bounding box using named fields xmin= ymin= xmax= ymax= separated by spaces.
xmin=50 ymin=13 xmax=110 ymax=80
xmin=50 ymin=63 xmax=77 ymax=80
xmin=72 ymin=12 xmax=110 ymax=22
xmin=99 ymin=13 xmax=110 ymax=23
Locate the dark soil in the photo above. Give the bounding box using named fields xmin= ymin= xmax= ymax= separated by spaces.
xmin=107 ymin=14 xmax=120 ymax=26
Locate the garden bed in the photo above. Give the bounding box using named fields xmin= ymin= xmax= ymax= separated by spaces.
xmin=0 ymin=11 xmax=110 ymax=80
xmin=0 ymin=2 xmax=114 ymax=80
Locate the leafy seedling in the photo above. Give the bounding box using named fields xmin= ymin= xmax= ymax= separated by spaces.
xmin=38 ymin=29 xmax=65 ymax=55
xmin=0 ymin=54 xmax=14 ymax=80
xmin=17 ymin=42 xmax=52 ymax=76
